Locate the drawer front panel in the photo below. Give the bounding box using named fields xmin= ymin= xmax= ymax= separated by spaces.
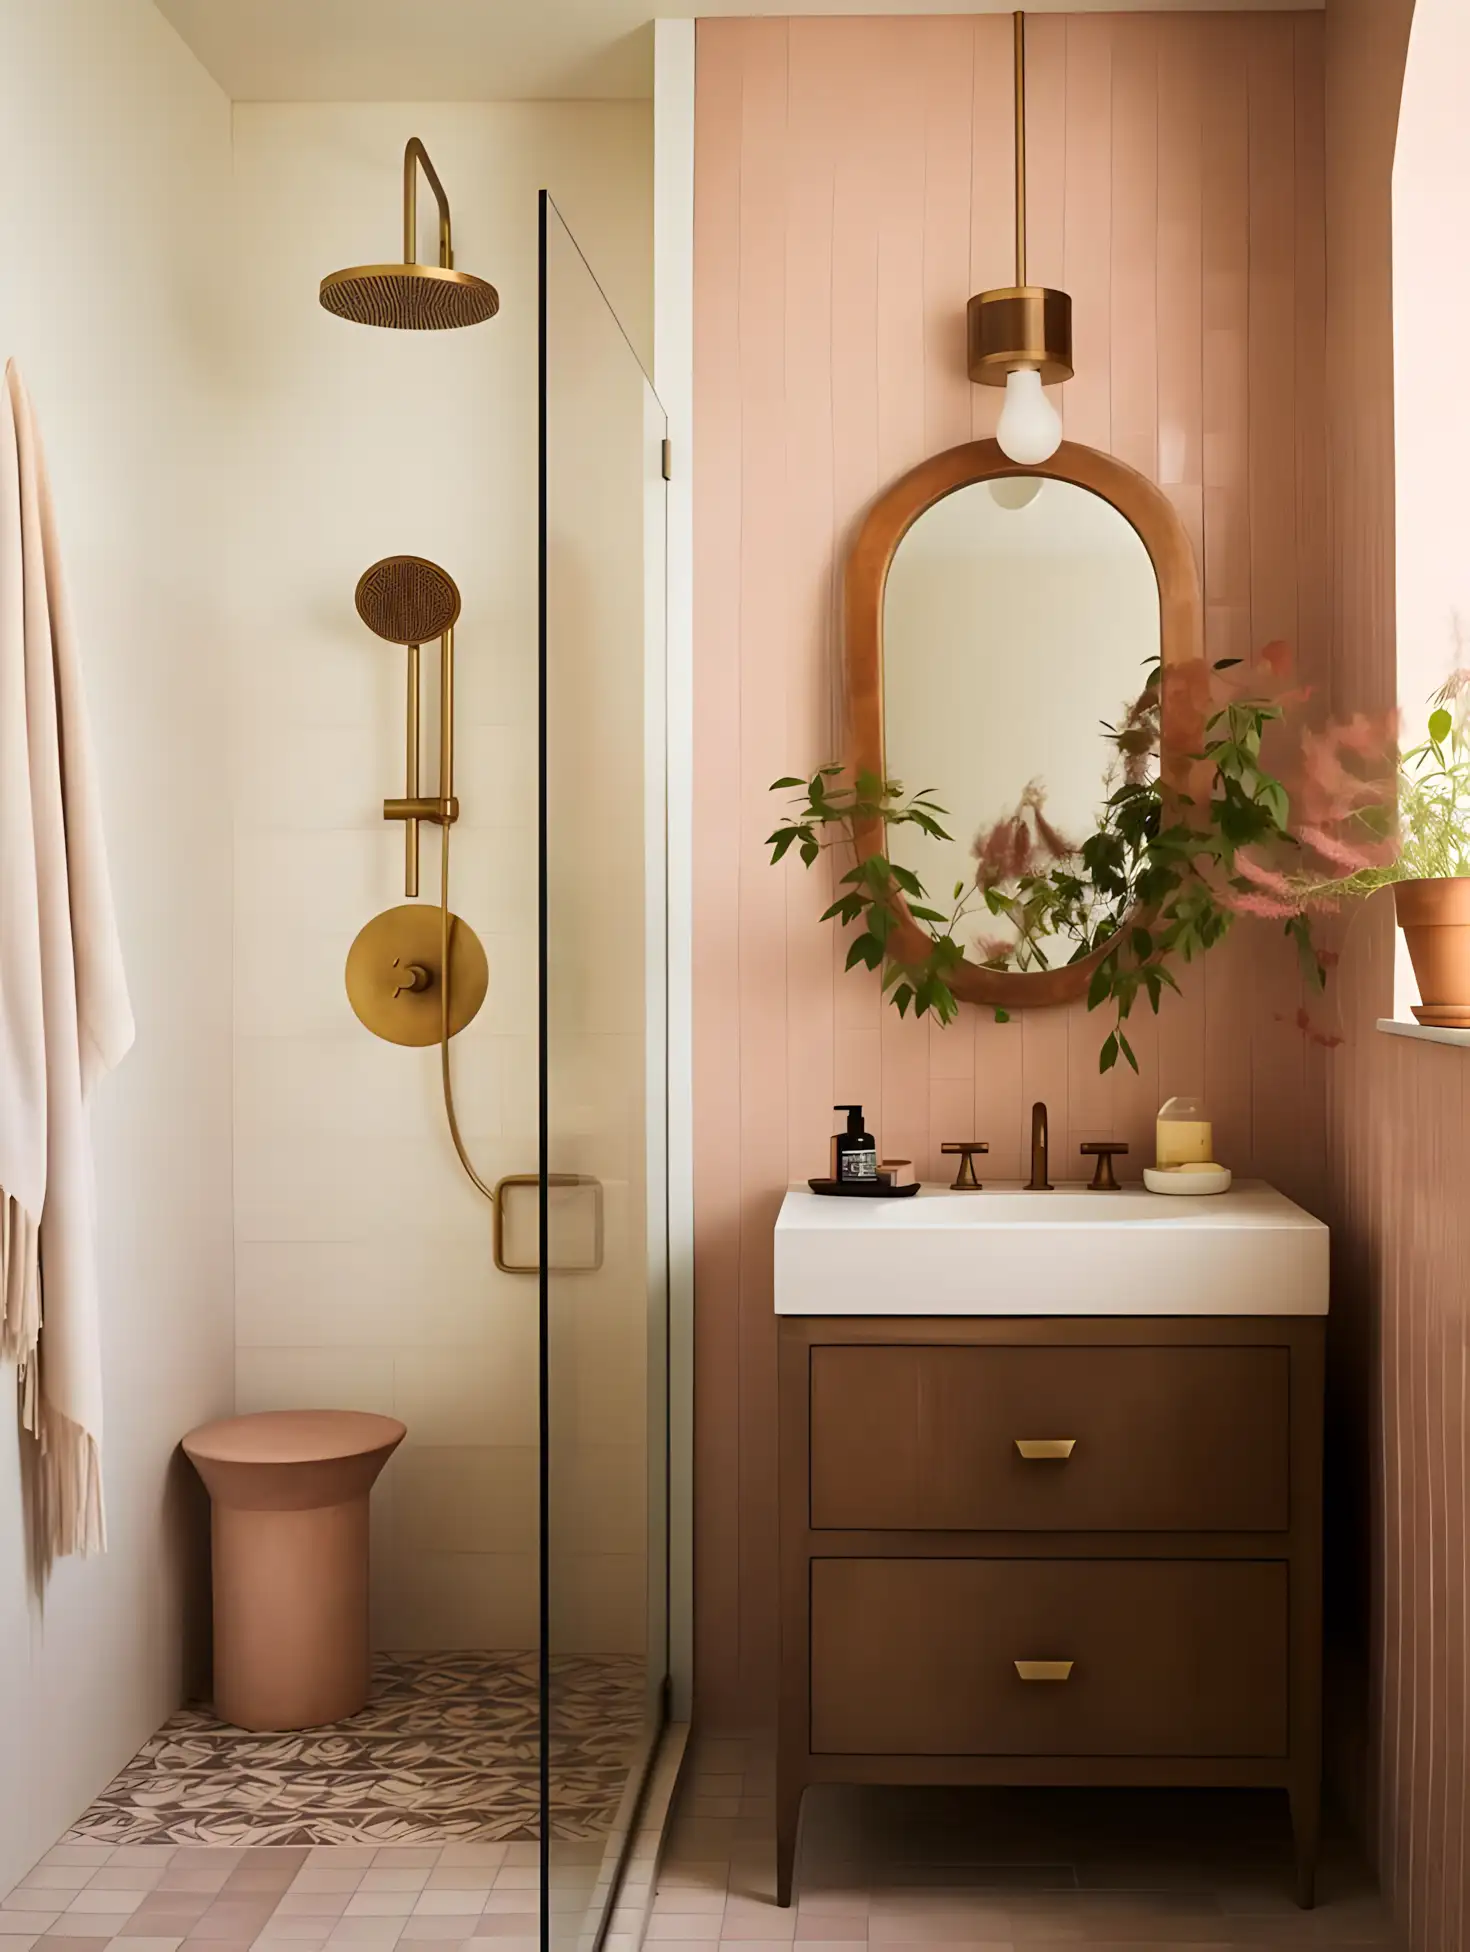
xmin=809 ymin=1344 xmax=1289 ymax=1532
xmin=810 ymin=1557 xmax=1289 ymax=1757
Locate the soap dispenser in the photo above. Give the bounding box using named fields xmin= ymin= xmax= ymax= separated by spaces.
xmin=831 ymin=1105 xmax=878 ymax=1184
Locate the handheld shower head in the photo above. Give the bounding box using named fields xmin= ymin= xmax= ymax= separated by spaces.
xmin=321 ymin=138 xmax=499 ymax=332
xmin=355 ymin=555 xmax=461 ymax=646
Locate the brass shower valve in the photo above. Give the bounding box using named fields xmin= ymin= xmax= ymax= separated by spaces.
xmin=384 ymin=794 xmax=460 ymax=826
xmin=390 ymin=960 xmax=432 ymax=998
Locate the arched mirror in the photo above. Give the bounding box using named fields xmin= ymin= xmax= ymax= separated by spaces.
xmin=846 ymin=439 xmax=1203 ymax=1009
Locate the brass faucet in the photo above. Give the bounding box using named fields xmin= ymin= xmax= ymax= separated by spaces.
xmin=1027 ymin=1101 xmax=1053 ymax=1190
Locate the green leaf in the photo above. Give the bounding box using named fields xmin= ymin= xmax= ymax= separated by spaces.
xmin=769 ymin=776 xmax=804 ymax=791
xmin=1117 ymin=1030 xmax=1139 ymax=1073
xmin=1100 ymin=1032 xmax=1119 ymax=1074
xmin=799 ymin=840 xmax=819 ymax=867
xmin=994 ymin=1007 xmax=1011 ymax=1024
xmin=892 ymin=983 xmax=914 ymax=1017
xmin=769 ymin=830 xmax=796 ymax=862
xmin=1430 ymin=708 xmax=1453 ymax=745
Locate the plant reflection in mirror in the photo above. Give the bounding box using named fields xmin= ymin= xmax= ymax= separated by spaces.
xmin=767 ymin=644 xmax=1400 ymax=1072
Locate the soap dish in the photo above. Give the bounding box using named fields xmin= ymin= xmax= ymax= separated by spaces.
xmin=807 ymin=1177 xmax=920 ymax=1199
xmin=1143 ymin=1164 xmax=1233 ymax=1197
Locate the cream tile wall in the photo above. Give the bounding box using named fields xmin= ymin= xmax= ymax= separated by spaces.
xmin=230 ymin=102 xmax=653 ymax=1651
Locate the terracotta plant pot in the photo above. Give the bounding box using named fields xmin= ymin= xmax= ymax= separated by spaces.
xmin=1394 ymin=877 xmax=1470 ymax=1029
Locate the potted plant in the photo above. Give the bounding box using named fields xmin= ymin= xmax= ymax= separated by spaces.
xmin=1283 ymin=674 xmax=1470 ymax=1027
xmin=1385 ymin=680 xmax=1470 ymax=1025
xmin=767 ymin=646 xmax=1403 ymax=1071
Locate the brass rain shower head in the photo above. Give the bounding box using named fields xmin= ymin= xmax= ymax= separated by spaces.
xmin=355 ymin=554 xmax=461 ymax=646
xmin=321 ymin=137 xmax=499 ymax=331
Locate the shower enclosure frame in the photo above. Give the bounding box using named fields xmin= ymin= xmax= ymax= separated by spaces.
xmin=537 ymin=188 xmax=674 ymax=1952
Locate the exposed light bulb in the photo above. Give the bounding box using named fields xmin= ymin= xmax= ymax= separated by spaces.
xmin=996 ymin=367 xmax=1062 ymax=465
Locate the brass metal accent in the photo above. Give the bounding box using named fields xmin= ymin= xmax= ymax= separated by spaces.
xmin=1080 ymin=1141 xmax=1130 ymax=1191
xmin=967 ymin=15 xmax=1073 ymax=388
xmin=355 ymin=555 xmax=462 ymax=646
xmin=968 ymin=286 xmax=1074 ymax=387
xmin=1027 ymin=1101 xmax=1052 ymax=1191
xmin=384 ymin=795 xmax=460 ymax=824
xmin=320 ymin=137 xmax=499 ymax=331
xmin=345 ymin=903 xmax=487 ymax=1047
xmin=1015 ymin=1438 xmax=1077 ymax=1461
xmin=1014 ymin=1660 xmax=1075 ymax=1682
xmin=404 ymin=644 xmax=421 ymax=896
xmin=492 ymin=1174 xmax=607 ymax=1276
xmin=355 ymin=557 xmax=463 ymax=898
xmin=940 ymin=1141 xmax=989 ymax=1191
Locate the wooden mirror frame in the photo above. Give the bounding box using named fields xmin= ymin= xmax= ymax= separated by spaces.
xmin=846 ymin=437 xmax=1203 ymax=1011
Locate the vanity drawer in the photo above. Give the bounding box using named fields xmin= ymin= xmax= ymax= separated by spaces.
xmin=809 ymin=1556 xmax=1288 ymax=1757
xmin=809 ymin=1343 xmax=1289 ymax=1532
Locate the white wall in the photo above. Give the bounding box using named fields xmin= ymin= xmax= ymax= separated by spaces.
xmin=0 ymin=0 xmax=236 ymax=1895
xmin=1394 ymin=0 xmax=1470 ymax=722
xmin=229 ymin=103 xmax=652 ymax=1649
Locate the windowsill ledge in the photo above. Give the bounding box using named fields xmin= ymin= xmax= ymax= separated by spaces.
xmin=1377 ymin=1018 xmax=1470 ymax=1049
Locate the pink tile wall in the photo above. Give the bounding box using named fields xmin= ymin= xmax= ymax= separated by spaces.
xmin=1322 ymin=2 xmax=1470 ymax=1947
xmin=692 ymin=12 xmax=1329 ymax=1731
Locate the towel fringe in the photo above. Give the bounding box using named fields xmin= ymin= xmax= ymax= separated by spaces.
xmin=38 ymin=1402 xmax=106 ymax=1558
xmin=0 ymin=1192 xmax=41 ymax=1430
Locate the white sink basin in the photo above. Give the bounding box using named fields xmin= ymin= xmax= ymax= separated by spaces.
xmin=773 ymin=1180 xmax=1328 ymax=1317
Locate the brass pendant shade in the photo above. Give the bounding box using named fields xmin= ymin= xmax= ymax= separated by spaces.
xmin=967 ymin=13 xmax=1074 ymax=389
xmin=968 ymin=286 xmax=1073 ymax=388
xmin=320 ymin=137 xmax=499 ymax=332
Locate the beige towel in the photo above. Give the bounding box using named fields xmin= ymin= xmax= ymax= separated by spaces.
xmin=0 ymin=361 xmax=134 ymax=1560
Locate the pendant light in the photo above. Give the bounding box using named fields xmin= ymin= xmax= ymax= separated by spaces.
xmin=968 ymin=11 xmax=1073 ymax=463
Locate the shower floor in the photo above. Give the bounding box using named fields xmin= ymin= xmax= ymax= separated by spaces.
xmin=62 ymin=1652 xmax=644 ymax=1848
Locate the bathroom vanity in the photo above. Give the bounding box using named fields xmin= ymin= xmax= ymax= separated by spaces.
xmin=774 ymin=1180 xmax=1328 ymax=1909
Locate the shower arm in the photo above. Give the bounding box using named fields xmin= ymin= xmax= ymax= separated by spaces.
xmin=404 ymin=137 xmax=453 ymax=270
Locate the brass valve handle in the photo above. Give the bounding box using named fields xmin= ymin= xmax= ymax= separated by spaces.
xmin=940 ymin=1141 xmax=990 ymax=1191
xmin=1080 ymin=1140 xmax=1129 ymax=1191
xmin=390 ymin=959 xmax=432 ymax=998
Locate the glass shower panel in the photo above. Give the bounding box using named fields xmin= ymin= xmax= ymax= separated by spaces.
xmin=538 ymin=193 xmax=669 ymax=1952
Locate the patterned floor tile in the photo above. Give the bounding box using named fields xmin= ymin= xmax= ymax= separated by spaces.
xmin=61 ymin=1655 xmax=643 ymax=1848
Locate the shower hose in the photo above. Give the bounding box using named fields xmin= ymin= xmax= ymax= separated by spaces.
xmin=437 ymin=824 xmax=497 ymax=1205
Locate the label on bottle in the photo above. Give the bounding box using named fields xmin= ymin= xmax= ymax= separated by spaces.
xmin=841 ymin=1149 xmax=877 ymax=1182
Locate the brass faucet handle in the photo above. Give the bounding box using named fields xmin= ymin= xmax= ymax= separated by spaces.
xmin=941 ymin=1141 xmax=990 ymax=1191
xmin=1080 ymin=1140 xmax=1129 ymax=1191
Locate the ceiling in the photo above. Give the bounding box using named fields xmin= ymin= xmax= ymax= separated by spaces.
xmin=153 ymin=0 xmax=1325 ymax=102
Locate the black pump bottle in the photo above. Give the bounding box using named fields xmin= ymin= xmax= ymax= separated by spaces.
xmin=831 ymin=1104 xmax=877 ymax=1184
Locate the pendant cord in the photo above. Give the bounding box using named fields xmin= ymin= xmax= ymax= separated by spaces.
xmin=1014 ymin=10 xmax=1027 ymax=289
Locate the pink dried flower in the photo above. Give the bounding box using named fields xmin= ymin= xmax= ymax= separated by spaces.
xmin=1234 ymin=854 xmax=1296 ymax=898
xmin=1298 ymin=824 xmax=1394 ymax=874
xmin=1277 ymin=1006 xmax=1344 ymax=1050
xmin=973 ymin=781 xmax=1077 ymax=891
xmin=1221 ymin=887 xmax=1300 ymax=921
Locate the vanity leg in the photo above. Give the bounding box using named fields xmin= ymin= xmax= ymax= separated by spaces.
xmin=775 ymin=1776 xmax=803 ymax=1908
xmin=1289 ymin=1776 xmax=1319 ymax=1909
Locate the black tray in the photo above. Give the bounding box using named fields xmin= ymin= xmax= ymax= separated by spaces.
xmin=808 ymin=1176 xmax=920 ymax=1198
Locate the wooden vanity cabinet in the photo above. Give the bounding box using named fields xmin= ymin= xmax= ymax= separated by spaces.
xmin=777 ymin=1315 xmax=1324 ymax=1908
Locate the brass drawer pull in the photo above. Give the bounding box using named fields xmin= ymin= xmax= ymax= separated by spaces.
xmin=1015 ymin=1438 xmax=1077 ymax=1460
xmin=1015 ymin=1659 xmax=1074 ymax=1682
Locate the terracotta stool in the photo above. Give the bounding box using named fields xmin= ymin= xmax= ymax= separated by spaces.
xmin=182 ymin=1409 xmax=405 ymax=1732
